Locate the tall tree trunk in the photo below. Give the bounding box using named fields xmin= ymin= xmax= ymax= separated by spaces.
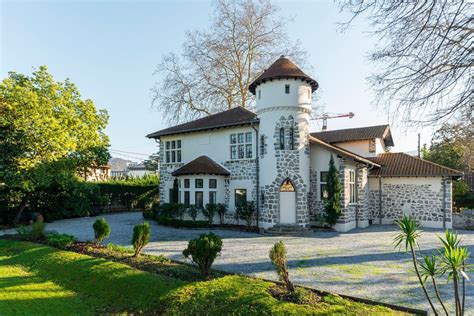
xmin=431 ymin=277 xmax=449 ymax=316
xmin=13 ymin=192 xmax=32 ymax=225
xmin=410 ymin=246 xmax=438 ymax=315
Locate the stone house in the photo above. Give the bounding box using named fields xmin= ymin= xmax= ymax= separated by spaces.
xmin=147 ymin=56 xmax=462 ymax=232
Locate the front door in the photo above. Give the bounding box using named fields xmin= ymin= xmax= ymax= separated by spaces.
xmin=279 ymin=179 xmax=296 ymax=224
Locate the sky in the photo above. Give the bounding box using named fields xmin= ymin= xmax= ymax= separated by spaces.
xmin=1 ymin=0 xmax=434 ymax=161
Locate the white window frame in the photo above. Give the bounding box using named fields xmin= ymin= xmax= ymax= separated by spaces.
xmin=349 ymin=170 xmax=356 ymax=204
xmin=230 ymin=132 xmax=253 ymax=160
xmin=164 ymin=139 xmax=182 ymax=164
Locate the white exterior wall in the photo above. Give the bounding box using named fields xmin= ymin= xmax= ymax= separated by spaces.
xmin=335 ymin=138 xmax=385 ymax=158
xmin=159 ymin=125 xmax=258 ymax=215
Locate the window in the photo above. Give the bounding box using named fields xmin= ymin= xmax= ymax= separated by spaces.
xmin=258 ymin=90 xmax=261 ymax=99
xmin=209 ymin=191 xmax=216 ymax=204
xmin=164 ymin=139 xmax=182 ymax=163
xmin=320 ymin=171 xmax=328 ymax=200
xmin=195 ymin=179 xmax=203 ymax=188
xmin=260 ymin=135 xmax=265 ymax=155
xmin=184 ymin=191 xmax=190 ymax=206
xmin=184 ymin=179 xmax=190 ymax=188
xmin=209 ymin=179 xmax=217 ymax=189
xmin=289 ymin=127 xmax=294 ymax=150
xmin=369 ymin=139 xmax=376 ymax=153
xmin=195 ymin=191 xmax=203 ymax=207
xmin=349 ymin=170 xmax=356 ymax=203
xmin=307 ymin=88 xmax=310 ymax=99
xmin=285 ymin=84 xmax=290 ymax=94
xmin=235 ymin=189 xmax=247 ymax=208
xmin=230 ymin=132 xmax=252 ymax=160
xmin=279 ymin=128 xmax=285 ymax=150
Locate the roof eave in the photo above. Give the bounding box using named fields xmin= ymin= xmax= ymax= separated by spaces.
xmin=146 ymin=119 xmax=260 ymax=139
xmin=309 ymin=136 xmax=381 ymax=167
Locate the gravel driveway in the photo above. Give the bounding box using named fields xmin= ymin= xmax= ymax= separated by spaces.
xmin=4 ymin=211 xmax=474 ymax=313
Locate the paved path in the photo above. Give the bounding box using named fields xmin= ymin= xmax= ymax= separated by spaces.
xmin=4 ymin=212 xmax=474 ymax=314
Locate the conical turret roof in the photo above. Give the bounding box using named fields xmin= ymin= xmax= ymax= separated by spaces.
xmin=249 ymin=55 xmax=318 ymax=94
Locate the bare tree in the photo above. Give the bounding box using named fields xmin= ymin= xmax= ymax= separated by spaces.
xmin=152 ymin=0 xmax=309 ymax=124
xmin=340 ymin=1 xmax=473 ymax=126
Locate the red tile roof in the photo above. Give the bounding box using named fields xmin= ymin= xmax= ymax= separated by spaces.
xmin=309 ymin=136 xmax=380 ymax=167
xmin=311 ymin=125 xmax=394 ymax=147
xmin=249 ymin=56 xmax=318 ymax=94
xmin=146 ymin=107 xmax=257 ymax=138
xmin=368 ymin=152 xmax=463 ymax=177
xmin=172 ymin=156 xmax=230 ymax=176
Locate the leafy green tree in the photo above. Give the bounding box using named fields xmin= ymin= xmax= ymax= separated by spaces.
xmin=324 ymin=155 xmax=342 ymax=226
xmin=0 ymin=66 xmax=109 ymax=224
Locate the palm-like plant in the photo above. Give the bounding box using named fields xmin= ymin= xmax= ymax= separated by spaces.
xmin=438 ymin=230 xmax=471 ymax=316
xmin=394 ymin=216 xmax=438 ymax=315
xmin=419 ymin=255 xmax=448 ymax=315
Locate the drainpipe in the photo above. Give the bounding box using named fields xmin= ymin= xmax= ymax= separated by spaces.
xmin=378 ymin=176 xmax=382 ymax=225
xmin=355 ymin=166 xmax=359 ymax=228
xmin=251 ymin=121 xmax=260 ymax=231
xmin=443 ymin=177 xmax=447 ymax=229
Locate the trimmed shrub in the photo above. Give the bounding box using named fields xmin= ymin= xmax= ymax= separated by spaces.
xmin=155 ymin=216 xmax=209 ymax=228
xmin=183 ymin=232 xmax=223 ymax=275
xmin=217 ymin=203 xmax=227 ymax=224
xmin=187 ymin=205 xmax=200 ymax=221
xmin=16 ymin=221 xmax=46 ymax=241
xmin=46 ymin=232 xmax=76 ymax=248
xmin=203 ymin=203 xmax=218 ymax=224
xmin=236 ymin=201 xmax=256 ymax=229
xmin=269 ymin=241 xmax=294 ymax=292
xmin=93 ymin=218 xmax=110 ymax=245
xmin=132 ymin=222 xmax=151 ymax=257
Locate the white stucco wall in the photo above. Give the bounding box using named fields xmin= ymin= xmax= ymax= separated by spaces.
xmin=334 ymin=138 xmax=385 ymax=158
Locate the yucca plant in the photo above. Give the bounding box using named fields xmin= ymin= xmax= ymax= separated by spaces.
xmin=393 ymin=216 xmax=438 ymax=315
xmin=438 ymin=230 xmax=471 ymax=316
xmin=419 ymin=255 xmax=448 ymax=315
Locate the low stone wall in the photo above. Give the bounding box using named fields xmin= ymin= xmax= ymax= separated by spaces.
xmin=453 ymin=210 xmax=474 ymax=230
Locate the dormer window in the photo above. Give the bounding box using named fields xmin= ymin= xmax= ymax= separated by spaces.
xmin=285 ymin=84 xmax=290 ymax=94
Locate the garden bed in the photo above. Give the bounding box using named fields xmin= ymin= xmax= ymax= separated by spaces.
xmin=0 ymin=240 xmax=418 ymax=315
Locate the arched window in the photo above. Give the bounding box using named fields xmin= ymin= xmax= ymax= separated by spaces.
xmin=289 ymin=127 xmax=294 ymax=150
xmin=279 ymin=127 xmax=285 ymax=150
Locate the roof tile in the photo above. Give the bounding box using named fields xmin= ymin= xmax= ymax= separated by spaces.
xmin=311 ymin=125 xmax=394 ymax=147
xmin=368 ymin=152 xmax=462 ymax=177
xmin=171 ymin=156 xmax=230 ymax=176
xmin=147 ymin=106 xmax=257 ymax=138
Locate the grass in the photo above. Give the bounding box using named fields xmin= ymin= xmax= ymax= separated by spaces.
xmin=0 ymin=239 xmax=409 ymax=315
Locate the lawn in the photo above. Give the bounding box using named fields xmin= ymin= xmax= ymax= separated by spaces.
xmin=0 ymin=239 xmax=408 ymax=315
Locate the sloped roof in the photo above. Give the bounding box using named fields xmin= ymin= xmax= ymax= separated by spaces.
xmin=367 ymin=152 xmax=462 ymax=177
xmin=249 ymin=56 xmax=318 ymax=95
xmin=311 ymin=125 xmax=394 ymax=147
xmin=309 ymin=136 xmax=380 ymax=167
xmin=172 ymin=156 xmax=230 ymax=176
xmin=146 ymin=107 xmax=258 ymax=138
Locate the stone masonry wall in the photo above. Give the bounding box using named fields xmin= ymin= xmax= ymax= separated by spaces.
xmin=368 ymin=177 xmax=452 ymax=226
xmin=259 ymin=115 xmax=310 ymax=227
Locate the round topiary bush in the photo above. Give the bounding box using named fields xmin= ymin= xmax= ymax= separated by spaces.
xmin=93 ymin=218 xmax=110 ymax=245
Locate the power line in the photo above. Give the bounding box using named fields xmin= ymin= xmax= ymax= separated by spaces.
xmin=109 ymin=148 xmax=150 ymax=156
xmin=109 ymin=151 xmax=146 ymax=161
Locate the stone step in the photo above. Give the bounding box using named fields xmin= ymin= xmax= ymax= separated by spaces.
xmin=263 ymin=225 xmax=312 ymax=236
